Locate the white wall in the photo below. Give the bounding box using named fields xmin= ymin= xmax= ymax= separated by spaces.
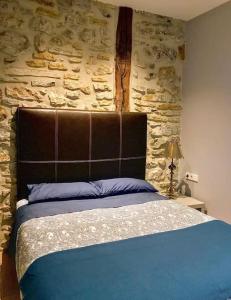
xmin=181 ymin=1 xmax=231 ymax=223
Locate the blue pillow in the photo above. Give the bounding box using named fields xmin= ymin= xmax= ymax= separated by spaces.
xmin=27 ymin=182 xmax=100 ymax=203
xmin=91 ymin=178 xmax=158 ymax=197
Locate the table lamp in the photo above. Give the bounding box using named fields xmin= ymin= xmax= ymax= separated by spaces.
xmin=165 ymin=139 xmax=183 ymax=199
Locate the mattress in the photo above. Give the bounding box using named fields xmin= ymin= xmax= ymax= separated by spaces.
xmin=10 ymin=192 xmax=231 ymax=300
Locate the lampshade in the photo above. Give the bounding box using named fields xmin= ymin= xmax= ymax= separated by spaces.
xmin=165 ymin=140 xmax=183 ymax=159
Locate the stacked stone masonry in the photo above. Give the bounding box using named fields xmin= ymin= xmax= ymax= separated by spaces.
xmin=0 ymin=0 xmax=184 ymax=252
xmin=130 ymin=11 xmax=184 ymax=192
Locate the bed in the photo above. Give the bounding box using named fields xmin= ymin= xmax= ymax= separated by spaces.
xmin=9 ymin=108 xmax=231 ymax=300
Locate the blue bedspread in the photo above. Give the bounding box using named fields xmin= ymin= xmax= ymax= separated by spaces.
xmin=20 ymin=220 xmax=231 ymax=300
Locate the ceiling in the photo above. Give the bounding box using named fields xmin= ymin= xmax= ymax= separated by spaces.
xmin=102 ymin=0 xmax=229 ymax=20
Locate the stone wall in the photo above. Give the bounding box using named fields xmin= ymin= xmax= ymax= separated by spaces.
xmin=131 ymin=11 xmax=184 ymax=191
xmin=0 ymin=0 xmax=184 ymax=252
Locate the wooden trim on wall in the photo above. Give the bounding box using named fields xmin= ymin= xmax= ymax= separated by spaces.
xmin=115 ymin=7 xmax=133 ymax=112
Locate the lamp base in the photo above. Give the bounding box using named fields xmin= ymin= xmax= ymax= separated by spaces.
xmin=168 ymin=159 xmax=176 ymax=199
xmin=168 ymin=190 xmax=178 ymax=199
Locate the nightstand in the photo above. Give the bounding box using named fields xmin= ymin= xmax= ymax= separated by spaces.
xmin=175 ymin=196 xmax=206 ymax=213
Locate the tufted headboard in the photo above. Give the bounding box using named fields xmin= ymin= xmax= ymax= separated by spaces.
xmin=16 ymin=108 xmax=147 ymax=198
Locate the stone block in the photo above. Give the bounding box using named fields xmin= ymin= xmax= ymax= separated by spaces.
xmin=0 ymin=151 xmax=10 ymax=163
xmin=147 ymin=88 xmax=156 ymax=94
xmin=72 ymin=67 xmax=81 ymax=73
xmin=93 ymin=83 xmax=112 ymax=92
xmin=158 ymin=103 xmax=182 ymax=111
xmin=66 ymin=100 xmax=77 ymax=108
xmin=158 ymin=158 xmax=167 ymax=169
xmin=33 ymin=51 xmax=56 ymax=61
xmin=4 ymin=57 xmax=16 ymax=64
xmin=26 ymin=60 xmax=47 ymax=68
xmin=98 ymin=100 xmax=111 ymax=106
xmin=63 ymin=81 xmax=90 ymax=95
xmin=96 ymin=92 xmax=113 ymax=100
xmin=93 ymin=65 xmax=113 ymax=76
xmin=89 ymin=16 xmax=108 ymax=26
xmin=64 ymin=73 xmax=80 ymax=81
xmin=0 ymin=107 xmax=7 ymax=122
xmin=132 ymin=93 xmax=142 ymax=100
xmin=48 ymin=62 xmax=68 ymax=71
xmin=80 ymin=86 xmax=91 ymax=95
xmin=48 ymin=92 xmax=66 ymax=106
xmin=66 ymin=91 xmax=80 ymax=100
xmin=31 ymin=80 xmax=55 ymax=87
xmin=142 ymin=94 xmax=156 ymax=101
xmin=5 ymin=87 xmax=42 ymax=102
xmin=36 ymin=6 xmax=60 ymax=18
xmin=63 ymin=80 xmax=79 ymax=90
xmin=49 ymin=48 xmax=83 ymax=58
xmin=97 ymin=54 xmax=110 ymax=61
xmin=91 ymin=76 xmax=108 ymax=82
xmin=132 ymin=86 xmax=146 ymax=95
xmin=69 ymin=58 xmax=82 ymax=64
xmin=149 ymin=168 xmax=164 ymax=182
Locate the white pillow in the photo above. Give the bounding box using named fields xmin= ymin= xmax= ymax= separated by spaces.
xmin=17 ymin=199 xmax=28 ymax=209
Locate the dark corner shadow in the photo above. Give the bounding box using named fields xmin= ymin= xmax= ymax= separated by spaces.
xmin=1 ymin=251 xmax=20 ymax=300
xmin=176 ymin=179 xmax=192 ymax=197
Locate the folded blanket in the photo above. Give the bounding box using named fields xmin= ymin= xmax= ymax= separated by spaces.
xmin=20 ymin=220 xmax=231 ymax=300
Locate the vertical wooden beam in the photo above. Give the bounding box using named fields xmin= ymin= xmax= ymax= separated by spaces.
xmin=115 ymin=7 xmax=133 ymax=112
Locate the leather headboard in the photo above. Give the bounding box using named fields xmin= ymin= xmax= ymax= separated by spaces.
xmin=16 ymin=108 xmax=147 ymax=198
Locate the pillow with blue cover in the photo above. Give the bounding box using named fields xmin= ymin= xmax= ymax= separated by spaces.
xmin=91 ymin=178 xmax=158 ymax=197
xmin=27 ymin=182 xmax=100 ymax=203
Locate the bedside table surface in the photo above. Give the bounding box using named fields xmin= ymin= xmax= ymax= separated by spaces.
xmin=175 ymin=197 xmax=205 ymax=209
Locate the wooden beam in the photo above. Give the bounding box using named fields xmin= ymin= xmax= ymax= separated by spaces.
xmin=115 ymin=7 xmax=133 ymax=112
